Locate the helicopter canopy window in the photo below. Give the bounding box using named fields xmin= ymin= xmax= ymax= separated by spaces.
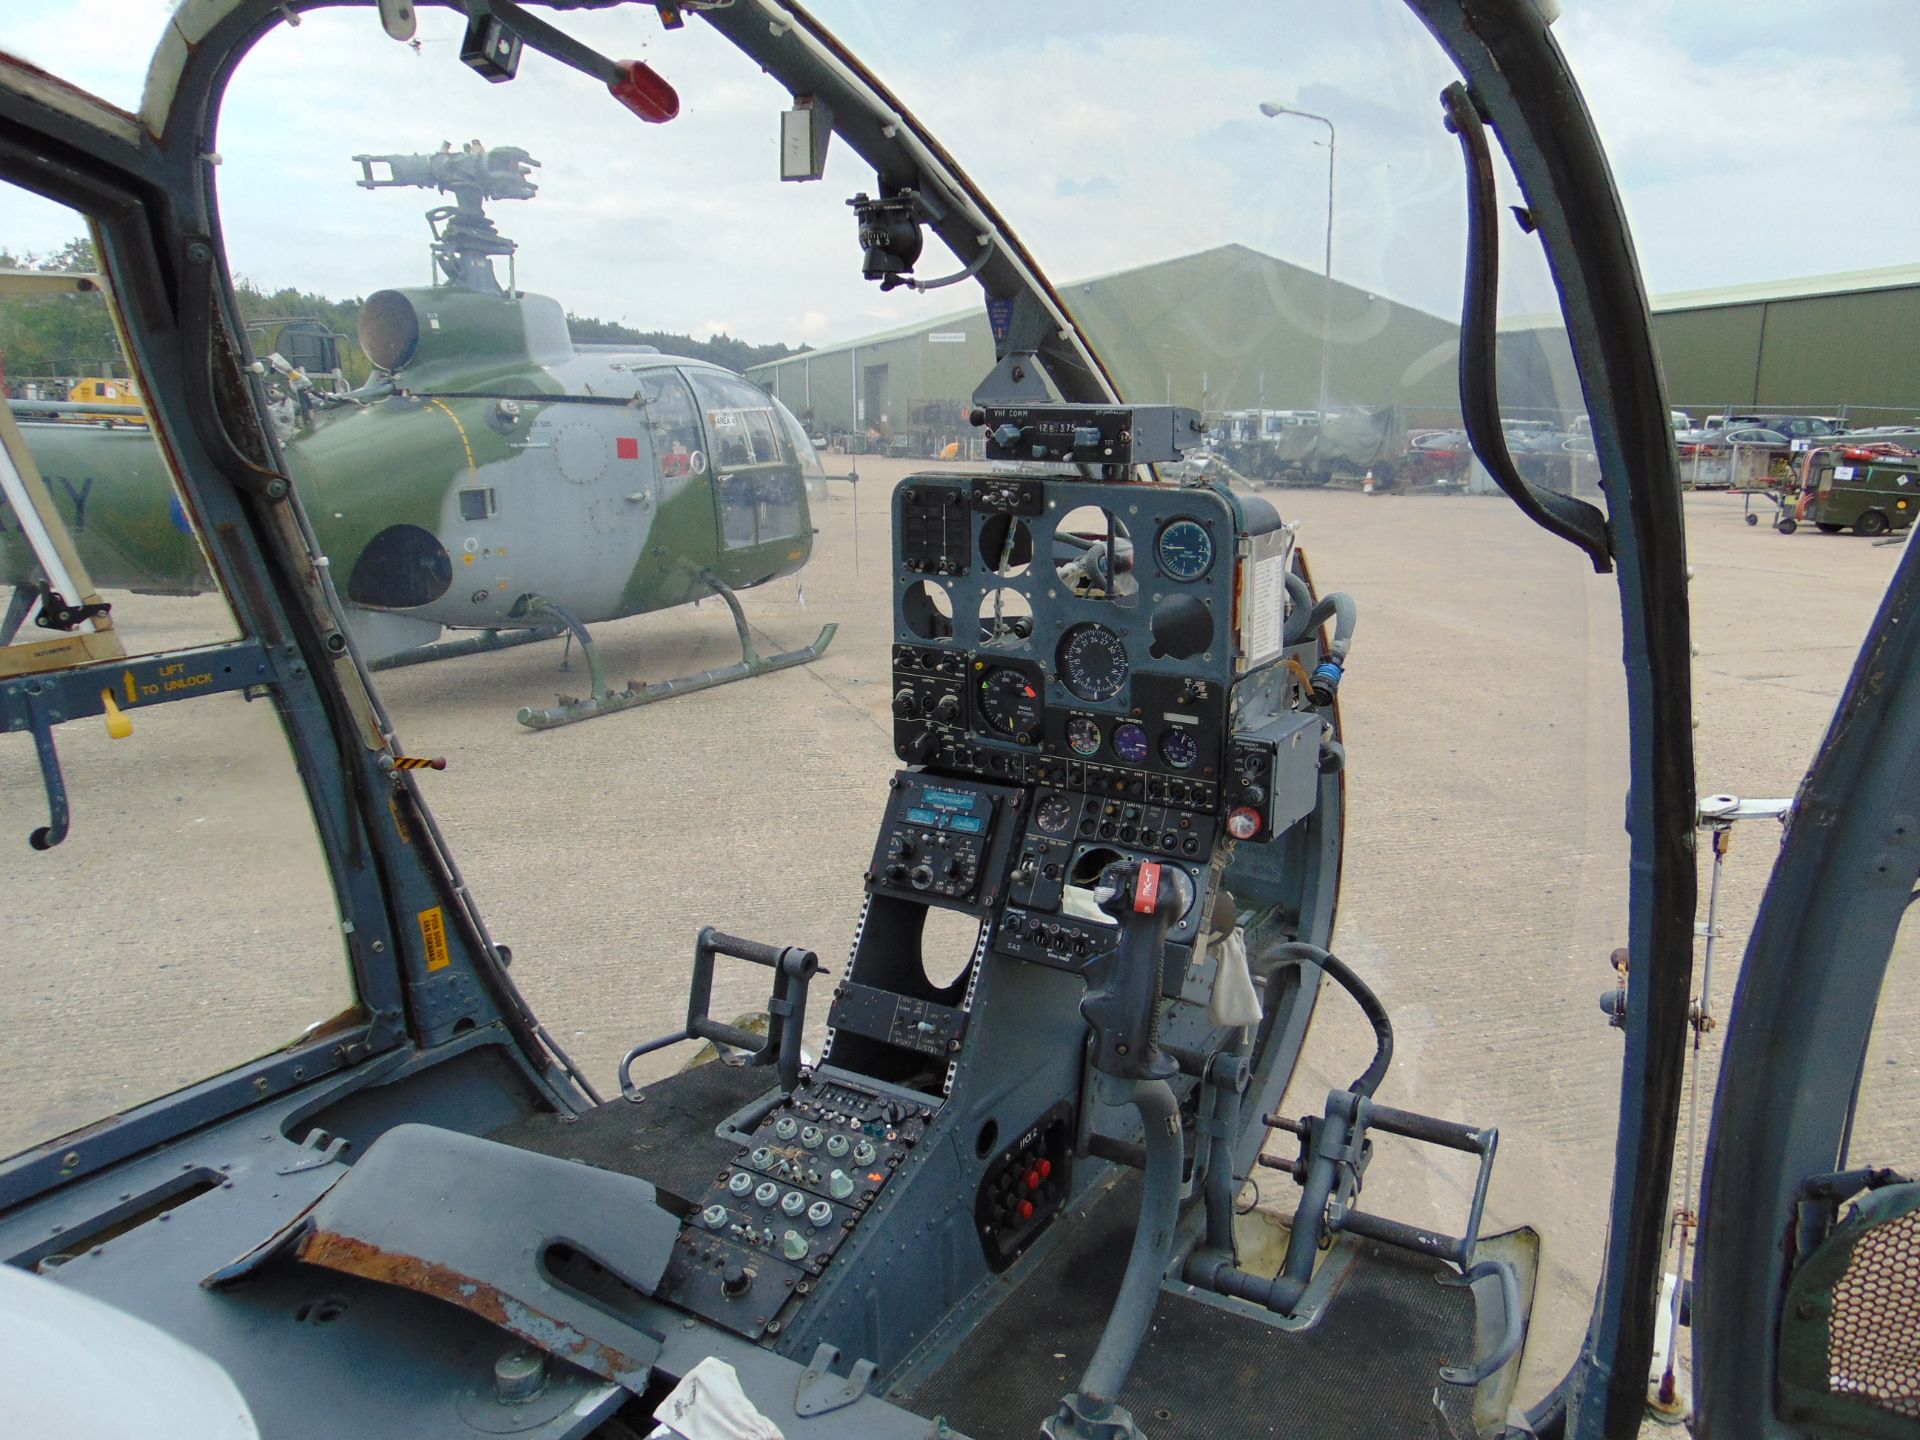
xmin=637 ymin=368 xmax=704 ymax=481
xmin=178 ymin=0 xmax=1659 ymax=1411
xmin=0 ymin=182 xmax=354 ymax=1159
xmin=687 ymin=369 xmax=807 ymax=551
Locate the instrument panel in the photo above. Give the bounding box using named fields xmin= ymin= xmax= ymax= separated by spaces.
xmin=891 ymin=475 xmax=1271 ymax=811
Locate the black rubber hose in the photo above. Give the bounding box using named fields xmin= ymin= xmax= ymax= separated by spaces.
xmin=1075 ymin=1078 xmax=1184 ymax=1410
xmin=1261 ymin=941 xmax=1393 ymax=1099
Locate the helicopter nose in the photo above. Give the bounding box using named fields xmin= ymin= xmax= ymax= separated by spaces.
xmin=347 ymin=523 xmax=453 ymax=609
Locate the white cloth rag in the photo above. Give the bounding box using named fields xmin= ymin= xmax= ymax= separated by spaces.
xmin=1207 ymin=927 xmax=1263 ymax=1028
xmin=648 ymin=1357 xmax=785 ymax=1440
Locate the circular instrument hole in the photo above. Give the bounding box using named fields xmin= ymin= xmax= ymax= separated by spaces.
xmin=902 ymin=579 xmax=955 ymax=641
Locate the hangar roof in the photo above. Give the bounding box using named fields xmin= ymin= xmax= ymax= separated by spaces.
xmin=1652 ymin=263 xmax=1920 ymax=313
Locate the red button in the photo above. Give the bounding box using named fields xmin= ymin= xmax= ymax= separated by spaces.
xmin=1025 ymin=1169 xmax=1041 ymax=1190
xmin=1018 ymin=1200 xmax=1034 ymax=1221
xmin=1038 ymin=1159 xmax=1053 ymax=1179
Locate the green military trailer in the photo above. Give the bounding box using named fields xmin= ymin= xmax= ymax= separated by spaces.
xmin=1793 ymin=448 xmax=1920 ymax=537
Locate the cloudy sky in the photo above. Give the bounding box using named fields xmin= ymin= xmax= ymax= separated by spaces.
xmin=1 ymin=1 xmax=1915 ymax=348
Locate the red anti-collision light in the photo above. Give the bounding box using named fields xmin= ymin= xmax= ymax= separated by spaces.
xmin=609 ymin=59 xmax=679 ymax=123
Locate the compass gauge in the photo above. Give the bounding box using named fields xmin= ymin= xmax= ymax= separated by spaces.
xmin=1056 ymin=623 xmax=1128 ymax=703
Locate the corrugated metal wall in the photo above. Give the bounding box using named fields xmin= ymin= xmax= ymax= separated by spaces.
xmin=1656 ymin=285 xmax=1920 ymax=425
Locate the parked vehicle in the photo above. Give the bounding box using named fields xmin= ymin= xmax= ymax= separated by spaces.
xmin=1787 ymin=445 xmax=1920 ymax=536
xmin=1395 ymin=427 xmax=1473 ymax=487
xmin=1725 ymin=413 xmax=1842 ymax=443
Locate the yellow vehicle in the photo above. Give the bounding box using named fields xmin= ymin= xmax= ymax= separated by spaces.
xmin=63 ymin=376 xmax=145 ymax=425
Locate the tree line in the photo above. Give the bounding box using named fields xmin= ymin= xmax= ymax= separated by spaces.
xmin=1 ymin=237 xmax=805 ymax=388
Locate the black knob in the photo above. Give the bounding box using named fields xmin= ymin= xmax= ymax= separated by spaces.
xmin=892 ymin=689 xmax=919 ymax=719
xmin=910 ymin=864 xmax=935 ymax=890
xmin=721 ymin=1264 xmax=752 ymax=1298
xmin=933 ymin=694 xmax=961 ymax=724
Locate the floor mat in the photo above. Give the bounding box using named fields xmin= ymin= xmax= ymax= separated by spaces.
xmin=906 ymin=1175 xmax=1479 ymax=1440
xmin=489 ymin=1061 xmax=775 ymax=1206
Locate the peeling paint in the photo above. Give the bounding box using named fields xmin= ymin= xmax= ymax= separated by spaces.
xmin=297 ymin=1229 xmax=650 ymax=1386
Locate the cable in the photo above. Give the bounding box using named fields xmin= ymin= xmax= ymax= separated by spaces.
xmin=1259 ymin=941 xmax=1393 ymax=1099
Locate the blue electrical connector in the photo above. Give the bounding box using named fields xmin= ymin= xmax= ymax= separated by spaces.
xmin=1309 ymin=659 xmax=1344 ymax=707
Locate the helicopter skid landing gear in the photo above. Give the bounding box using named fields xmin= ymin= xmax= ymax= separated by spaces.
xmin=368 ymin=623 xmax=565 ymax=672
xmin=515 ymin=573 xmax=836 ymax=730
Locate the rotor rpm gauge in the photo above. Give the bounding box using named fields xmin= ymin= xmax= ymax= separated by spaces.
xmin=977 ymin=665 xmax=1044 ymax=741
xmin=1056 ymin=623 xmax=1129 ymax=703
xmin=1156 ymin=518 xmax=1214 ymax=582
xmin=1066 ymin=715 xmax=1103 ymax=756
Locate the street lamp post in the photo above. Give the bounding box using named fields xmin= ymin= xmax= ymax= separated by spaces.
xmin=1259 ymin=101 xmax=1337 ymax=423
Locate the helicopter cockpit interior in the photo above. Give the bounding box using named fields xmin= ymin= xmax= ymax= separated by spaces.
xmin=4 ymin=3 xmax=1918 ymax=1440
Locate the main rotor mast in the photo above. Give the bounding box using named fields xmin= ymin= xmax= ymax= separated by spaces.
xmin=351 ymin=142 xmax=540 ymax=291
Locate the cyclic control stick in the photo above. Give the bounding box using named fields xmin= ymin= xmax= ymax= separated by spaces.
xmin=1045 ymin=861 xmax=1183 ymax=1440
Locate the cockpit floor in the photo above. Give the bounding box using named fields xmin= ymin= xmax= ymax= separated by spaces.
xmin=489 ymin=1060 xmax=776 ymax=1207
xmin=903 ymin=1174 xmax=1479 ymax=1440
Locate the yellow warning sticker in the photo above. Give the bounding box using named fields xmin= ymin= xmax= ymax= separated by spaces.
xmin=418 ymin=906 xmax=451 ymax=972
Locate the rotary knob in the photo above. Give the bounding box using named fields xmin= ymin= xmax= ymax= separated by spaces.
xmin=754 ymin=1181 xmax=779 ymax=1207
xmin=933 ymin=693 xmax=961 ymax=725
xmin=807 ymin=1200 xmax=834 ymax=1227
xmin=801 ymin=1125 xmax=824 ymax=1149
xmin=852 ymin=1139 xmax=877 ymax=1166
xmin=700 ymin=1204 xmax=729 ymax=1231
xmin=828 ymin=1169 xmax=855 ymax=1200
xmin=782 ymin=1229 xmax=809 ymax=1261
xmin=728 ymin=1171 xmax=754 ymax=1197
xmin=892 ymin=688 xmax=919 ymax=719
xmin=826 ymin=1134 xmax=850 ymax=1158
xmin=774 ymin=1116 xmax=798 ymax=1140
xmin=781 ymin=1190 xmax=807 ymax=1217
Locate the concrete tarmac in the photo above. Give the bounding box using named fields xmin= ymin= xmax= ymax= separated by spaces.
xmin=2 ymin=467 xmax=1911 ymax=1422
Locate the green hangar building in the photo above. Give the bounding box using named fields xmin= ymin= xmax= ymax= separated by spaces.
xmin=1651 ymin=265 xmax=1920 ymax=426
xmin=747 ymin=244 xmax=1464 ymax=445
xmin=747 ymin=247 xmax=1920 ymax=446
